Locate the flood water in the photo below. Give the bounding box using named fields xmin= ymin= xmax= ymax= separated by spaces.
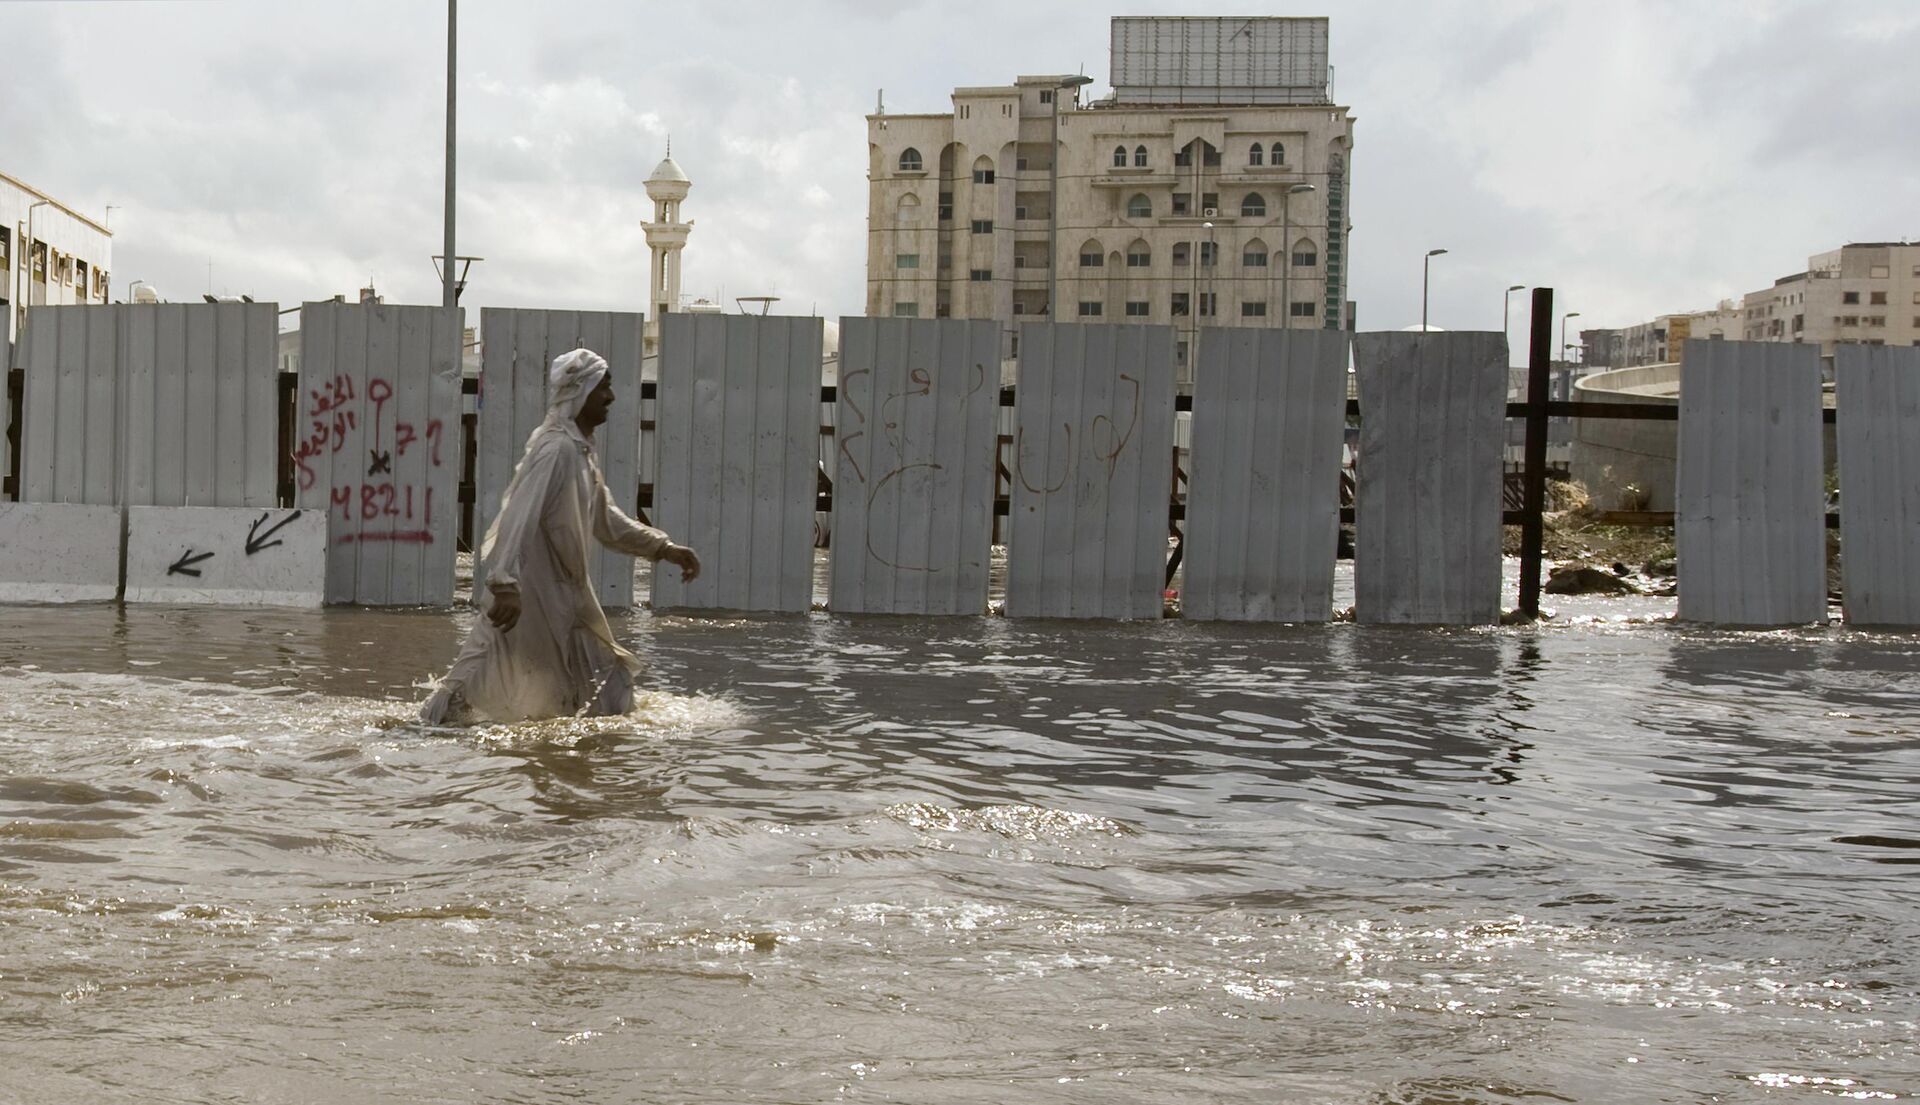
xmin=2 ymin=568 xmax=1917 ymax=1103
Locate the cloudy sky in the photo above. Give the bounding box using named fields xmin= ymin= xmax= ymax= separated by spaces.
xmin=6 ymin=0 xmax=1916 ymax=341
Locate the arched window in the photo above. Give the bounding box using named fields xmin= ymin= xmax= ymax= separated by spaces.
xmin=1241 ymin=193 xmax=1267 ymax=218
xmin=1133 ymin=145 xmax=1148 ymax=167
xmin=1126 ymin=194 xmax=1152 ymax=219
xmin=897 ymin=193 xmax=920 ymax=222
xmin=1249 ymin=142 xmax=1264 ymax=166
xmin=898 ymin=148 xmax=922 ymax=172
xmin=971 ymin=155 xmax=995 ymax=184
xmin=1126 ymin=239 xmax=1151 ymax=268
xmin=1291 ymin=237 xmax=1318 ymax=269
xmin=1270 ymin=142 xmax=1285 ymax=165
xmin=1113 ymin=145 xmax=1128 ymax=168
xmin=1078 ymin=238 xmax=1105 ymax=267
xmin=1242 ymin=237 xmax=1269 ymax=268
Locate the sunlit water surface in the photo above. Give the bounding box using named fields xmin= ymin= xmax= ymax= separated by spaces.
xmin=2 ymin=568 xmax=1916 ymax=1103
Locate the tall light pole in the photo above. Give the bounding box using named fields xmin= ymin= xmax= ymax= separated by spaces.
xmin=1280 ymin=182 xmax=1315 ymax=329
xmin=1422 ymin=248 xmax=1448 ymax=332
xmin=441 ymin=0 xmax=458 ymax=310
xmin=1561 ymin=311 xmax=1582 ymax=365
xmin=18 ymin=200 xmax=51 ymax=338
xmin=1047 ymin=74 xmax=1094 ymax=322
xmin=1503 ymin=284 xmax=1525 ymax=349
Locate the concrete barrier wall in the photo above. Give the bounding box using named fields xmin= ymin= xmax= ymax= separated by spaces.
xmin=125 ymin=506 xmax=325 ymax=607
xmin=294 ymin=302 xmax=464 ymax=606
xmin=1005 ymin=322 xmax=1177 ymax=619
xmin=829 ymin=318 xmax=999 ymax=615
xmin=1836 ymin=345 xmax=1920 ymax=626
xmin=0 ymin=503 xmax=122 ymax=602
xmin=1184 ymin=328 xmax=1348 ymax=622
xmin=1676 ymin=340 xmax=1826 ymax=625
xmin=476 ymin=309 xmax=644 ymax=609
xmin=652 ymin=314 xmax=822 ymax=613
xmin=1353 ymin=331 xmax=1507 ymax=625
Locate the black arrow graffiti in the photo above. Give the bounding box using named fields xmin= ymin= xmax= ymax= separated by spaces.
xmin=168 ymin=549 xmax=215 ymax=577
xmin=245 ymin=509 xmax=304 ymax=556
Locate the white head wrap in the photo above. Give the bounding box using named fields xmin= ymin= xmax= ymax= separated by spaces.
xmin=548 ymin=348 xmax=610 ymax=418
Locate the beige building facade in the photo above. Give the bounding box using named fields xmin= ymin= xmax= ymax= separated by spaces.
xmin=3 ymin=171 xmax=114 ymax=347
xmin=865 ymin=17 xmax=1355 ymax=379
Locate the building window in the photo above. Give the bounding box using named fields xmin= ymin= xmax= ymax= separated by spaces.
xmin=1174 ymin=147 xmax=1192 ymax=167
xmin=1078 ymin=240 xmax=1104 ymax=267
xmin=1871 ymin=291 xmax=1888 ymax=305
xmin=959 ymin=105 xmax=970 ymax=119
xmin=1842 ymin=315 xmax=1859 ymax=326
xmin=1870 ymin=265 xmax=1890 ymax=278
xmin=970 ymin=269 xmax=993 ymax=282
xmin=1039 ymin=89 xmax=1053 ymax=104
xmin=1015 ymin=206 xmax=1028 ymax=221
xmin=1126 ymin=244 xmax=1151 ymax=267
xmin=1867 ymin=316 xmax=1886 ymax=327
xmin=1133 ymin=145 xmax=1147 ymax=167
xmin=970 ymin=220 xmax=993 ymax=234
xmin=1171 ymin=292 xmax=1190 ymax=317
xmin=1291 ymin=301 xmax=1317 ymax=318
xmin=1079 ymin=301 xmax=1102 ymax=317
xmin=1270 ymin=142 xmax=1286 ymax=164
xmin=1242 ymin=301 xmax=1267 ymax=317
xmin=76 ymin=260 xmax=88 ymax=290
xmin=1202 ymin=146 xmax=1220 ymax=167
xmin=893 ymin=302 xmax=919 ymax=317
xmin=0 ymin=227 xmax=9 ymax=273
xmin=31 ymin=241 xmax=46 ymax=280
xmin=1199 ymin=241 xmax=1217 ymax=268
xmin=1243 ymin=247 xmax=1268 ymax=268
xmin=1172 ymin=242 xmax=1190 ymax=268
xmin=938 ymin=192 xmax=953 ymax=221
xmin=1201 ymin=192 xmax=1219 ymax=212
xmin=1249 ymin=142 xmax=1264 ymax=166
xmin=1127 ymin=194 xmax=1152 ymax=218
xmin=1172 ymin=193 xmax=1190 ymax=215
xmin=896 ymin=253 xmax=919 ymax=269
xmin=1913 ymin=292 xmax=1920 ymax=305
xmin=898 ymin=148 xmax=922 ymax=172
xmin=1125 ymin=301 xmax=1149 ymax=317
xmin=1843 ymin=291 xmax=1860 ymax=304
xmin=973 ymin=168 xmax=995 ymax=184
xmin=1113 ymin=146 xmax=1127 ymax=168
xmin=1197 ymin=292 xmax=1217 ymax=317
xmin=1292 ymin=244 xmax=1318 ymax=268
xmin=1242 ymin=193 xmax=1266 ymax=217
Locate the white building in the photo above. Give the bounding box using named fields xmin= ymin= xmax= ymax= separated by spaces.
xmin=3 ymin=171 xmax=114 ymax=347
xmin=641 ymin=150 xmax=692 ymax=354
xmin=1738 ymin=242 xmax=1920 ymax=355
xmin=865 ymin=16 xmax=1356 ymax=382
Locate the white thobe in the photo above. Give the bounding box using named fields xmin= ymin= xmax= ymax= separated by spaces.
xmin=422 ymin=417 xmax=671 ymax=724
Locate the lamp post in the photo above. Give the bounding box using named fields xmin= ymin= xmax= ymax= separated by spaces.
xmin=1047 ymin=74 xmax=1094 ymax=322
xmin=1503 ymin=284 xmax=1525 ymax=351
xmin=18 ymin=200 xmax=52 ymax=338
xmin=1422 ymin=248 xmax=1448 ymax=332
xmin=442 ymin=0 xmax=458 ymax=310
xmin=1280 ymin=183 xmax=1315 ymax=329
xmin=1561 ymin=311 xmax=1582 ymax=365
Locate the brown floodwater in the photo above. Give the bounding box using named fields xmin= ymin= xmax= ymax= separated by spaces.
xmin=1 ymin=567 xmax=1916 ymax=1103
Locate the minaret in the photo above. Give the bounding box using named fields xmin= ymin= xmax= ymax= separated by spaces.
xmin=642 ymin=142 xmax=692 ymax=353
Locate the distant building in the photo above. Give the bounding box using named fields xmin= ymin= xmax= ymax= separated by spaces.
xmin=865 ymin=16 xmax=1356 ymax=383
xmin=1737 ymin=242 xmax=1920 ymax=355
xmin=642 ymin=150 xmax=692 ymax=354
xmin=1584 ymin=242 xmax=1920 ymax=369
xmin=3 ymin=171 xmax=114 ymax=346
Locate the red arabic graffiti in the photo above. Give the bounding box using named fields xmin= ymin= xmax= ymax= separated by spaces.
xmin=295 ymin=373 xmax=444 ymax=545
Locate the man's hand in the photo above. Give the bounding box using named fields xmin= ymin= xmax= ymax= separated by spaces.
xmin=660 ymin=544 xmax=702 ymax=583
xmin=488 ymin=588 xmax=521 ymax=631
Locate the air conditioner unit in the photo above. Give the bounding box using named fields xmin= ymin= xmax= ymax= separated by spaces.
xmin=1201 ymin=207 xmax=1219 ymax=218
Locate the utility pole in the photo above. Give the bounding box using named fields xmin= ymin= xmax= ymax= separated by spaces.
xmin=442 ymin=0 xmax=458 ymax=310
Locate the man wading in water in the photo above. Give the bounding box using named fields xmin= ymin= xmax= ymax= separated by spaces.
xmin=422 ymin=349 xmax=701 ymax=724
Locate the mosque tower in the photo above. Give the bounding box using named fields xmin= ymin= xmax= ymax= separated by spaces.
xmin=642 ymin=142 xmax=692 ymax=353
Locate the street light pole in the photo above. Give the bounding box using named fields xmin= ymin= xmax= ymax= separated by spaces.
xmin=1422 ymin=248 xmax=1448 ymax=332
xmin=1561 ymin=311 xmax=1582 ymax=365
xmin=441 ymin=0 xmax=458 ymax=310
xmin=1047 ymin=74 xmax=1093 ymax=322
xmin=19 ymin=200 xmax=51 ymax=340
xmin=1280 ymin=182 xmax=1315 ymax=330
xmin=1504 ymin=284 xmax=1525 ymax=351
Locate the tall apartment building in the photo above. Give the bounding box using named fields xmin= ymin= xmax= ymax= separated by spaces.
xmin=865 ymin=17 xmax=1355 ymax=377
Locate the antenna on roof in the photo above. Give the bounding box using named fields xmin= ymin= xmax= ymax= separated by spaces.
xmin=877 ymin=89 xmax=885 ymax=115
xmin=666 ymin=134 xmax=672 ymax=158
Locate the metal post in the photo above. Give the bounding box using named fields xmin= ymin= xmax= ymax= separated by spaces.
xmin=442 ymin=0 xmax=458 ymax=310
xmin=1047 ymin=88 xmax=1058 ymax=320
xmin=1280 ymin=182 xmax=1314 ymax=331
xmin=1504 ymin=284 xmax=1524 ymax=355
xmin=1518 ymin=286 xmax=1554 ymax=618
xmin=1422 ymin=248 xmax=1447 ymax=332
